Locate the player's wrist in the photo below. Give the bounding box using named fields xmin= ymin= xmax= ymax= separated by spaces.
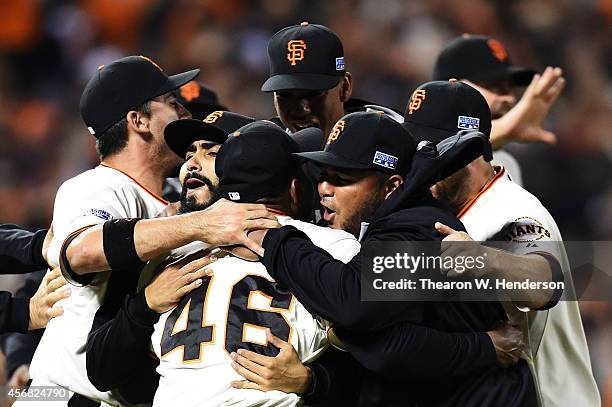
xmin=296 ymin=365 xmax=313 ymax=394
xmin=144 ymin=285 xmax=162 ymax=314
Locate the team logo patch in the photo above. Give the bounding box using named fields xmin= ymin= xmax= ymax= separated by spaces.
xmin=180 ymin=81 xmax=201 ymax=102
xmin=84 ymin=209 xmax=112 ymax=220
xmin=373 ymin=151 xmax=398 ymax=170
xmin=504 ymin=217 xmax=551 ymax=242
xmin=204 ymin=111 xmax=224 ymax=123
xmin=287 ymin=40 xmax=307 ymax=66
xmin=487 ymin=39 xmax=508 ymax=62
xmin=457 ymin=115 xmax=480 ymax=130
xmin=407 ymin=89 xmax=426 ymax=114
xmin=335 ymin=57 xmax=345 ymax=70
xmin=327 ymin=120 xmax=346 ymax=144
xmin=228 ymin=192 xmax=241 ymax=201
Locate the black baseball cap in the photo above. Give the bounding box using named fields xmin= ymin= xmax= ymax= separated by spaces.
xmin=215 ymin=120 xmax=320 ymax=202
xmin=80 ymin=55 xmax=199 ymax=137
xmin=175 ymin=81 xmax=227 ymax=120
xmin=403 ymin=80 xmax=492 ymax=144
xmin=262 ymin=22 xmax=346 ymax=92
xmin=434 ymin=35 xmax=535 ymax=86
xmin=296 ymin=111 xmax=415 ymax=175
xmin=164 ymin=111 xmax=256 ymax=158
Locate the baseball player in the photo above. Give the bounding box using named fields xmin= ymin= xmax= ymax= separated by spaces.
xmin=82 ymin=110 xmax=261 ymax=398
xmin=263 ymin=22 xmax=403 ymax=145
xmin=162 ymin=81 xmax=228 ymax=202
xmin=404 ymin=80 xmax=599 ymax=406
xmin=434 ymin=35 xmax=565 ymax=186
xmin=222 ymin=112 xmax=534 ymax=406
xmin=18 ymin=55 xmax=199 ymax=406
xmin=146 ymin=121 xmax=361 ymax=406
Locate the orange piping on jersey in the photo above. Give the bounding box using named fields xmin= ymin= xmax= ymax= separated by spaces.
xmin=457 ymin=166 xmax=505 ymax=219
xmin=59 ymin=224 xmax=97 ymax=281
xmin=99 ymin=163 xmax=168 ymax=205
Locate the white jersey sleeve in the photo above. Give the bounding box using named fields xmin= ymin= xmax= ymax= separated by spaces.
xmin=47 ymin=166 xmax=164 ymax=268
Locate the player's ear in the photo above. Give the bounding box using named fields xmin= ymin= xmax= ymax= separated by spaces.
xmin=339 ymin=72 xmax=353 ymax=103
xmin=126 ymin=110 xmax=151 ymax=136
xmin=384 ymin=175 xmax=403 ymax=199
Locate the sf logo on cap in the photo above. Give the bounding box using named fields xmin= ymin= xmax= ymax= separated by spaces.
xmin=407 ymin=89 xmax=426 ymax=114
xmin=204 ymin=111 xmax=224 ymax=123
xmin=287 ymin=40 xmax=307 ymax=66
xmin=327 ymin=120 xmax=345 ymax=144
xmin=487 ymin=39 xmax=508 ymax=62
xmin=180 ymin=81 xmax=201 ymax=102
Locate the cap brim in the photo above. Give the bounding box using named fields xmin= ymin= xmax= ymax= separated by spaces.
xmin=291 ymin=127 xmax=324 ymax=152
xmin=466 ymin=66 xmax=536 ymax=87
xmin=402 ymin=121 xmax=457 ymax=145
xmin=294 ymin=150 xmax=374 ymax=170
xmin=261 ymin=73 xmax=341 ymax=92
xmin=164 ymin=118 xmax=227 ymax=158
xmin=154 ymin=69 xmax=201 ymax=98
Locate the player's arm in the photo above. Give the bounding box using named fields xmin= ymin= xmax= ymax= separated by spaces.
xmin=86 ymin=253 xmax=215 ymax=396
xmin=436 ymin=223 xmax=563 ymax=310
xmin=0 ymin=224 xmax=49 ymax=272
xmin=489 ymin=66 xmax=565 ymax=150
xmin=334 ymin=321 xmax=523 ymax=380
xmin=65 ymin=199 xmax=279 ymax=276
xmin=259 ymin=226 xmax=423 ymax=331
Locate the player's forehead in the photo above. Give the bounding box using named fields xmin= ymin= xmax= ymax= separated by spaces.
xmin=186 ymin=140 xmax=222 ymax=154
xmin=150 ymin=91 xmax=177 ymax=104
xmin=275 ymin=89 xmax=328 ymax=100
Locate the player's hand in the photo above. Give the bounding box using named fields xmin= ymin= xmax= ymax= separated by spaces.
xmin=491 ymin=66 xmax=565 ymax=149
xmin=42 ymin=222 xmax=54 ymax=266
xmin=486 ymin=322 xmax=524 ymax=368
xmin=145 ymin=251 xmax=216 ymax=313
xmin=192 ymin=199 xmax=280 ymax=256
xmin=7 ymin=364 xmax=30 ymax=387
xmin=28 ymin=267 xmax=70 ymax=330
xmin=436 ymin=222 xmax=490 ymax=277
xmin=230 ymin=330 xmax=312 ymax=394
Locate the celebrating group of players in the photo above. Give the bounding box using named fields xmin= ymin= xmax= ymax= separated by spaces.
xmin=2 ymin=21 xmax=602 ymax=407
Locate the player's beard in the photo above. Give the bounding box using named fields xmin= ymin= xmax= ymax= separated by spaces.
xmin=341 ymin=192 xmax=385 ymax=238
xmin=178 ymin=173 xmax=217 ymax=214
xmin=431 ymin=167 xmax=471 ymax=212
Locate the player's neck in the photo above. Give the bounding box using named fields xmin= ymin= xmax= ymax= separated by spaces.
xmin=101 ymin=148 xmax=166 ymax=196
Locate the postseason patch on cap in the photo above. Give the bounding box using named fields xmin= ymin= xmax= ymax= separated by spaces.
xmin=228 ymin=192 xmax=241 ymax=201
xmin=457 ymin=115 xmax=480 ymax=130
xmin=373 ymin=151 xmax=398 ymax=170
xmin=335 ymin=57 xmax=345 ymax=70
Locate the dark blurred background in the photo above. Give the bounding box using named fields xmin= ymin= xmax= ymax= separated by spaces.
xmin=0 ymin=0 xmax=610 ymax=403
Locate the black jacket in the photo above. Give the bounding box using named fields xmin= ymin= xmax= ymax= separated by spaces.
xmin=0 ymin=271 xmax=45 ymax=376
xmin=260 ymin=192 xmax=536 ymax=406
xmin=0 ymin=224 xmax=48 ymax=334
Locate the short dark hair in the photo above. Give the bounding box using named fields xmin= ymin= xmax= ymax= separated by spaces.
xmin=96 ymin=101 xmax=152 ymax=159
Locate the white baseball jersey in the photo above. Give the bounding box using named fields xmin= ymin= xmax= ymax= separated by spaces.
xmin=150 ymin=216 xmax=360 ymax=407
xmin=28 ymin=164 xmax=167 ymax=405
xmin=459 ymin=166 xmax=600 ymax=407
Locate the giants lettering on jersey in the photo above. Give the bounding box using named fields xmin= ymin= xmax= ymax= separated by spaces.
xmin=504 ymin=216 xmax=551 ymax=242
